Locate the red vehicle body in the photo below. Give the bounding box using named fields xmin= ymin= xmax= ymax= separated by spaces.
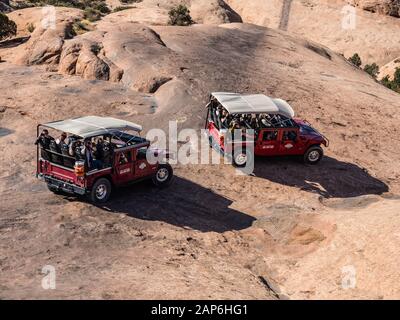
xmin=36 ymin=116 xmax=173 ymax=203
xmin=205 ymin=93 xmax=329 ymax=166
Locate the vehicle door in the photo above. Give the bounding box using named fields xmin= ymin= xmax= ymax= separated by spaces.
xmin=133 ymin=146 xmax=156 ymax=179
xmin=256 ymin=129 xmax=280 ymax=156
xmin=278 ymin=128 xmax=303 ymax=155
xmin=114 ymin=149 xmax=135 ymax=184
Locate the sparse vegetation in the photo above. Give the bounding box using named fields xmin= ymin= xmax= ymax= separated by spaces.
xmin=364 ymin=63 xmax=379 ymax=79
xmin=120 ymin=0 xmax=142 ymax=3
xmin=27 ymin=22 xmax=35 ymax=33
xmin=113 ymin=6 xmax=134 ymax=13
xmin=381 ymin=68 xmax=400 ymax=93
xmin=347 ymin=53 xmax=400 ymax=94
xmin=168 ymin=4 xmax=193 ymax=26
xmin=23 ymin=1 xmax=111 ymax=22
xmin=72 ymin=19 xmax=93 ymax=34
xmin=0 ymin=13 xmax=17 ymax=41
xmin=83 ymin=7 xmax=102 ymax=22
xmin=348 ymin=53 xmax=362 ymax=67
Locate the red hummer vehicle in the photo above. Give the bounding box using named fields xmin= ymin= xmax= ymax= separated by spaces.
xmin=205 ymin=92 xmax=329 ymax=167
xmin=36 ymin=116 xmax=173 ymax=203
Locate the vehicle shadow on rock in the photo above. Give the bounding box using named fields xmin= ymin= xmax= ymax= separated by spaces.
xmin=253 ymin=156 xmax=388 ymax=198
xmin=102 ymin=176 xmax=256 ymax=233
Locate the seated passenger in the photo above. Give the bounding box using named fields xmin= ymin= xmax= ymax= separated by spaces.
xmin=216 ymin=105 xmax=223 ymax=118
xmin=81 ymin=140 xmax=102 ymax=170
xmin=35 ymin=129 xmax=54 ymax=160
xmin=283 ymin=130 xmax=297 ymax=141
xmin=220 ymin=109 xmax=230 ymax=128
xmin=102 ymin=141 xmax=112 ymax=167
xmin=263 ymin=131 xmax=278 ymax=141
xmin=56 ymin=132 xmax=68 ymax=149
xmin=119 ymin=152 xmax=128 ymax=165
xmin=229 ymin=120 xmax=245 ymax=140
xmin=69 ymin=138 xmax=80 ymax=158
xmin=94 ymin=138 xmax=105 ymax=162
xmin=250 ymin=114 xmax=259 ymax=129
xmin=49 ymin=139 xmax=62 ymax=164
xmin=260 ymin=115 xmax=271 ymax=128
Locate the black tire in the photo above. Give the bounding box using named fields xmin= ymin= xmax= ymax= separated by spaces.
xmin=303 ymin=145 xmax=323 ymax=165
xmin=232 ymin=148 xmax=253 ymax=167
xmin=152 ymin=164 xmax=173 ymax=187
xmin=89 ymin=178 xmax=112 ymax=203
xmin=47 ymin=184 xmax=62 ymax=195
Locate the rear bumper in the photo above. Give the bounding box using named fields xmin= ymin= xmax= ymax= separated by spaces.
xmin=39 ymin=174 xmax=86 ymax=195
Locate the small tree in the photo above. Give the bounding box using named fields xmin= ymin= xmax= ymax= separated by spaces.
xmin=348 ymin=53 xmax=362 ymax=67
xmin=380 ymin=68 xmax=400 ymax=93
xmin=0 ymin=13 xmax=17 ymax=41
xmin=393 ymin=67 xmax=400 ymax=86
xmin=168 ymin=4 xmax=193 ymax=26
xmin=380 ymin=75 xmax=393 ymax=89
xmin=363 ymin=63 xmax=379 ymax=78
xmin=27 ymin=22 xmax=35 ymax=33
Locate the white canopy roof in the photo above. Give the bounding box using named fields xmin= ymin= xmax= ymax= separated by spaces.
xmin=43 ymin=116 xmax=142 ymax=138
xmin=211 ymin=92 xmax=295 ymax=118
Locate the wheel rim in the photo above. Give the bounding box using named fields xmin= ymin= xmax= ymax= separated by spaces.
xmin=308 ymin=150 xmax=320 ymax=162
xmin=235 ymin=153 xmax=247 ymax=166
xmin=156 ymin=168 xmax=169 ymax=182
xmin=95 ymin=184 xmax=107 ymax=200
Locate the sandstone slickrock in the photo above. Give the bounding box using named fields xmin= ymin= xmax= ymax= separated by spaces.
xmin=8 ymin=7 xmax=83 ymax=65
xmin=100 ymin=0 xmax=242 ymax=26
xmin=225 ymin=0 xmax=400 ymax=66
xmin=1 ymin=3 xmax=400 ymax=300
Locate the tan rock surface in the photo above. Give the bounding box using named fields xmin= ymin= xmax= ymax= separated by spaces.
xmin=225 ymin=0 xmax=400 ymax=66
xmin=1 ymin=6 xmax=400 ymax=299
xmin=100 ymin=0 xmax=241 ymax=27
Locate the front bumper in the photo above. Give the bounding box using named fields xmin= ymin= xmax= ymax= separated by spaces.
xmin=39 ymin=174 xmax=86 ymax=195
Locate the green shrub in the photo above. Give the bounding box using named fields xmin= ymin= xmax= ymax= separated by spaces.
xmin=363 ymin=63 xmax=379 ymax=78
xmin=83 ymin=8 xmax=103 ymax=22
xmin=72 ymin=20 xmax=93 ymax=34
xmin=113 ymin=6 xmax=133 ymax=12
xmin=348 ymin=53 xmax=362 ymax=67
xmin=380 ymin=68 xmax=400 ymax=93
xmin=91 ymin=1 xmax=110 ymax=14
xmin=168 ymin=4 xmax=193 ymax=26
xmin=24 ymin=1 xmax=111 ymax=15
xmin=393 ymin=67 xmax=400 ymax=86
xmin=0 ymin=13 xmax=17 ymax=41
xmin=380 ymin=75 xmax=392 ymax=89
xmin=27 ymin=22 xmax=35 ymax=33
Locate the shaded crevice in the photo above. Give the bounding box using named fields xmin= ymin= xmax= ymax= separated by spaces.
xmin=305 ymin=42 xmax=332 ymax=60
xmin=147 ymin=76 xmax=173 ymax=93
xmin=258 ymin=275 xmax=281 ymax=299
xmin=219 ymin=0 xmax=243 ymax=23
xmin=148 ymin=28 xmax=167 ymax=47
xmin=0 ymin=36 xmax=30 ymax=49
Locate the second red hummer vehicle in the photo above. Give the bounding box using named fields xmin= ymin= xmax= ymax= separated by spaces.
xmin=205 ymin=92 xmax=329 ymax=167
xmin=36 ymin=116 xmax=173 ymax=203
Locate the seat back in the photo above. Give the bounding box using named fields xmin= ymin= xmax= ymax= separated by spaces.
xmin=49 ymin=140 xmax=62 ymax=165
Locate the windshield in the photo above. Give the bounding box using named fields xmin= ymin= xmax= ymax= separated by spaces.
xmin=300 ymin=124 xmax=318 ymax=135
